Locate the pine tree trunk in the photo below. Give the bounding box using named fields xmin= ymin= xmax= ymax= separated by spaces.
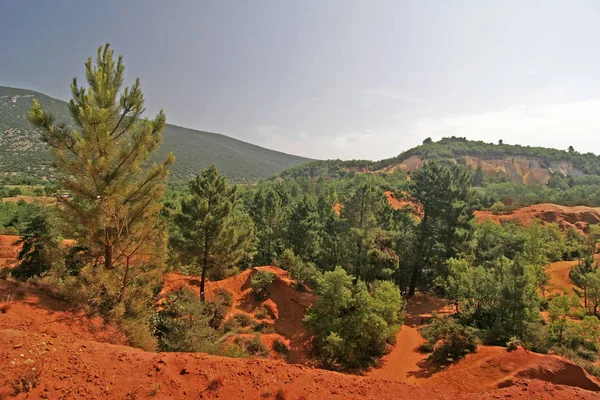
xmin=200 ymin=265 xmax=207 ymax=302
xmin=409 ymin=213 xmax=428 ymax=296
xmin=104 ymin=228 xmax=113 ymax=269
xmin=117 ymin=257 xmax=130 ymax=303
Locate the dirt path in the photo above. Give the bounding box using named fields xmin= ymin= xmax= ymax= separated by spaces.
xmin=366 ymin=293 xmax=452 ymax=383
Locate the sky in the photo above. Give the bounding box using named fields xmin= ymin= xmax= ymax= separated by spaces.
xmin=2 ymin=0 xmax=600 ymax=161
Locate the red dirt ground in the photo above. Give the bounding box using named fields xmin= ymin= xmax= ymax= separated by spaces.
xmin=2 ymin=280 xmax=599 ymax=399
xmin=474 ymin=203 xmax=600 ymax=232
xmin=0 ymin=235 xmax=21 ymax=267
xmin=162 ymin=266 xmax=317 ymax=363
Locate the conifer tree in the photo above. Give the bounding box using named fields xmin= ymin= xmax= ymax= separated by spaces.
xmin=407 ymin=161 xmax=473 ymax=295
xmin=28 ymin=44 xmax=174 ymax=303
xmin=173 ymin=165 xmax=255 ymax=300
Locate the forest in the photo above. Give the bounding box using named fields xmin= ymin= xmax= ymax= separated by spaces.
xmin=2 ymin=44 xmax=600 ymax=380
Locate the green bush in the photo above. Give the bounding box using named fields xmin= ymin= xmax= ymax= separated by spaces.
xmin=251 ymin=270 xmax=276 ymax=300
xmin=272 ymin=338 xmax=290 ymax=356
xmin=156 ymin=288 xmax=217 ymax=353
xmin=303 ymin=267 xmax=405 ymax=370
xmin=421 ymin=316 xmax=479 ymax=364
xmin=222 ymin=343 xmax=250 ymax=358
xmin=506 ymin=336 xmax=523 ymax=352
xmin=234 ymin=313 xmax=256 ymax=327
xmin=233 ymin=334 xmax=269 ymax=357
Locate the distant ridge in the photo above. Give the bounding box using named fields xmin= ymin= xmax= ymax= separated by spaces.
xmin=0 ymin=86 xmax=313 ymax=182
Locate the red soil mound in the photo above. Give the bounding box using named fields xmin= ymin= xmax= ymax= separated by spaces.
xmin=0 ymin=281 xmax=597 ymax=400
xmin=475 ymin=203 xmax=600 ymax=232
xmin=1 ymin=280 xmax=598 ymax=399
xmin=0 ymin=235 xmax=21 ymax=267
xmin=425 ymin=346 xmax=600 ymax=393
xmin=162 ymin=266 xmax=317 ymax=363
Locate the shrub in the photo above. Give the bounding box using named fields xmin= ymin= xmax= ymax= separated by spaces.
xmin=156 ymin=288 xmax=217 ymax=353
xmin=506 ymin=336 xmax=523 ymax=352
xmin=212 ymin=288 xmax=234 ymax=307
xmin=281 ymin=249 xmax=318 ymax=287
xmin=421 ymin=316 xmax=479 ymax=364
xmin=303 ymin=267 xmax=404 ymax=370
xmin=234 ymin=313 xmax=255 ymax=327
xmin=222 ymin=344 xmax=250 ymax=358
xmin=11 ymin=367 xmax=40 ymax=395
xmin=251 ymin=270 xmax=276 ymax=300
xmin=272 ymin=338 xmax=290 ymax=356
xmin=255 ymin=306 xmax=269 ymax=320
xmin=222 ymin=318 xmax=240 ymax=333
xmin=234 ymin=334 xmax=269 ymax=357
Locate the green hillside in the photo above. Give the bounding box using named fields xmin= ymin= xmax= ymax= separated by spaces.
xmin=0 ymin=86 xmax=312 ymax=183
xmin=277 ymin=137 xmax=600 ymax=180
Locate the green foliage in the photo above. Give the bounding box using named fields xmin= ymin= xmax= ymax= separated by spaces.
xmin=251 ymin=270 xmax=276 ymax=300
xmin=156 ymin=288 xmax=217 ymax=352
xmin=0 ymin=85 xmax=311 ymax=183
xmin=272 ymin=337 xmax=290 ymax=356
xmin=421 ymin=316 xmax=479 ymax=364
xmin=303 ymin=267 xmax=404 ymax=370
xmin=233 ymin=334 xmax=269 ymax=357
xmin=12 ymin=212 xmax=61 ymax=280
xmin=280 ymin=248 xmax=319 ymax=287
xmin=407 ymin=160 xmax=474 ymax=294
xmin=172 ymin=165 xmax=255 ymax=300
xmin=506 ymin=336 xmax=523 ymax=352
xmin=439 ymin=256 xmax=541 ymax=344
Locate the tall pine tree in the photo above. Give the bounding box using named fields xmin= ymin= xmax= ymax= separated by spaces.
xmin=28 ymin=44 xmax=174 ymax=302
xmin=173 ymin=166 xmax=255 ymax=300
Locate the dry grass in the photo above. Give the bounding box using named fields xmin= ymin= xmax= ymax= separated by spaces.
xmin=206 ymin=376 xmax=223 ymax=392
xmin=0 ymin=295 xmax=12 ymax=314
xmin=11 ymin=367 xmax=40 ymax=395
xmin=148 ymin=383 xmax=160 ymax=397
xmin=275 ymin=388 xmax=287 ymax=400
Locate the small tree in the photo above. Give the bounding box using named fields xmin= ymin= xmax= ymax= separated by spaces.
xmin=156 ymin=288 xmax=217 ymax=352
xmin=173 ymin=166 xmax=255 ymax=300
xmin=28 ymin=44 xmax=173 ymax=304
xmin=548 ymin=295 xmax=578 ymax=347
xmin=13 ymin=213 xmax=60 ymax=280
xmin=303 ymin=267 xmax=404 ymax=370
xmin=251 ymin=270 xmax=276 ymax=300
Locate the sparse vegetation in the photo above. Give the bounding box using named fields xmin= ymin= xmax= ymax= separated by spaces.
xmin=251 ymin=270 xmax=276 ymax=300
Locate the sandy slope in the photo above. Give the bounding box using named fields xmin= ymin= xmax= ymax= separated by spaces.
xmin=2 ymin=280 xmax=599 ymax=399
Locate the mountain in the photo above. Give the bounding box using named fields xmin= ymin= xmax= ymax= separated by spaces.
xmin=0 ymin=86 xmax=312 ymax=183
xmin=277 ymin=137 xmax=600 ymax=184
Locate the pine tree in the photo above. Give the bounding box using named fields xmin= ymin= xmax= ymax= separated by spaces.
xmin=284 ymin=194 xmax=321 ymax=262
xmin=341 ymin=176 xmax=395 ymax=282
xmin=407 ymin=161 xmax=473 ymax=295
xmin=173 ymin=165 xmax=255 ymax=301
xmin=28 ymin=44 xmax=174 ymax=303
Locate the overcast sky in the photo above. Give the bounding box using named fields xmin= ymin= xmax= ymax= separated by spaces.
xmin=2 ymin=0 xmax=600 ymax=160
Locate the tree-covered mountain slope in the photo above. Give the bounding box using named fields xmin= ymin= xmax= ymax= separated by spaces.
xmin=277 ymin=137 xmax=600 ymax=185
xmin=0 ymin=86 xmax=312 ymax=182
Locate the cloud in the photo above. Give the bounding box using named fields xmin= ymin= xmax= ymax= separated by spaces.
xmin=411 ymin=99 xmax=600 ymax=152
xmin=360 ymin=89 xmax=422 ymax=103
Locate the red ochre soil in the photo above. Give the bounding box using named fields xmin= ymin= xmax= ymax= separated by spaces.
xmin=1 ymin=279 xmax=599 ymax=399
xmin=2 ymin=239 xmax=600 ymax=398
xmin=474 ymin=203 xmax=600 ymax=232
xmin=0 ymin=235 xmax=20 ymax=267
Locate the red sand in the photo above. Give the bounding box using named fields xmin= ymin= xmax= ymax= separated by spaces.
xmin=1 ymin=281 xmax=599 ymax=399
xmin=475 ymin=203 xmax=600 ymax=232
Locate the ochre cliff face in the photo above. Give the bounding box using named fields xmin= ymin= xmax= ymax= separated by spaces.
xmin=380 ymin=155 xmax=583 ymax=185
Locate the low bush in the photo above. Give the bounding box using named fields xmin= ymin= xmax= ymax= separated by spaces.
xmin=234 ymin=334 xmax=269 ymax=357
xmin=234 ymin=313 xmax=256 ymax=327
xmin=421 ymin=316 xmax=479 ymax=364
xmin=251 ymin=270 xmax=276 ymax=300
xmin=272 ymin=338 xmax=290 ymax=356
